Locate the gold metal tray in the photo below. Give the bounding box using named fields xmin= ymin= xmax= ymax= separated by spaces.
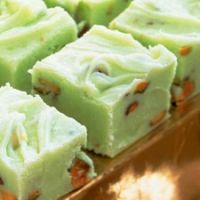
xmin=62 ymin=94 xmax=200 ymax=200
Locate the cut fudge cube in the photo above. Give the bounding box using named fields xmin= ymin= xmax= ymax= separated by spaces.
xmin=110 ymin=0 xmax=200 ymax=103
xmin=76 ymin=0 xmax=132 ymax=27
xmin=43 ymin=0 xmax=80 ymax=16
xmin=0 ymin=85 xmax=95 ymax=200
xmin=31 ymin=26 xmax=177 ymax=157
xmin=43 ymin=0 xmax=131 ymax=28
xmin=0 ymin=0 xmax=77 ymax=92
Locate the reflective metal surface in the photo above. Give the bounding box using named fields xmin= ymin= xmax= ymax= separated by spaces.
xmin=62 ymin=95 xmax=200 ymax=200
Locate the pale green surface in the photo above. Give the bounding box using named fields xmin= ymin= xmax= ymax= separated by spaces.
xmin=110 ymin=0 xmax=200 ymax=99
xmin=43 ymin=0 xmax=132 ymax=26
xmin=43 ymin=0 xmax=80 ymax=16
xmin=32 ymin=26 xmax=177 ymax=157
xmin=76 ymin=0 xmax=132 ymax=27
xmin=0 ymin=84 xmax=95 ymax=200
xmin=0 ymin=0 xmax=77 ymax=92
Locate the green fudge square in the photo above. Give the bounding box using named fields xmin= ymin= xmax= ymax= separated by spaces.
xmin=110 ymin=0 xmax=200 ymax=103
xmin=76 ymin=0 xmax=132 ymax=27
xmin=0 ymin=0 xmax=77 ymax=92
xmin=42 ymin=0 xmax=131 ymax=27
xmin=31 ymin=26 xmax=177 ymax=157
xmin=0 ymin=84 xmax=95 ymax=200
xmin=43 ymin=0 xmax=80 ymax=16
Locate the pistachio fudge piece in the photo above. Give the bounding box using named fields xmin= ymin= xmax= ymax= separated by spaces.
xmin=110 ymin=0 xmax=200 ymax=103
xmin=0 ymin=85 xmax=95 ymax=200
xmin=31 ymin=26 xmax=177 ymax=157
xmin=0 ymin=0 xmax=77 ymax=92
xmin=43 ymin=0 xmax=131 ymax=27
xmin=76 ymin=0 xmax=132 ymax=27
xmin=43 ymin=0 xmax=80 ymax=16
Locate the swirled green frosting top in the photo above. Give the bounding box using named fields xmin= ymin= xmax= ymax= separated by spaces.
xmin=35 ymin=25 xmax=176 ymax=104
xmin=110 ymin=0 xmax=200 ymax=101
xmin=31 ymin=25 xmax=177 ymax=157
xmin=0 ymin=84 xmax=96 ymax=200
xmin=0 ymin=84 xmax=87 ymax=169
xmin=0 ymin=0 xmax=46 ymax=34
xmin=0 ymin=0 xmax=77 ymax=91
xmin=110 ymin=0 xmax=200 ymax=40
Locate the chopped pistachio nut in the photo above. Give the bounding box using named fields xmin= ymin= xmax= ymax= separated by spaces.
xmin=126 ymin=102 xmax=139 ymax=116
xmin=70 ymin=159 xmax=90 ymax=189
xmin=1 ymin=190 xmax=17 ymax=200
xmin=150 ymin=111 xmax=167 ymax=126
xmin=27 ymin=190 xmax=40 ymax=200
xmin=134 ymin=81 xmax=149 ymax=94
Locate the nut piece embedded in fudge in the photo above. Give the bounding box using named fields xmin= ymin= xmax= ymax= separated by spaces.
xmin=0 ymin=84 xmax=96 ymax=200
xmin=110 ymin=0 xmax=200 ymax=103
xmin=31 ymin=25 xmax=177 ymax=157
xmin=0 ymin=0 xmax=77 ymax=92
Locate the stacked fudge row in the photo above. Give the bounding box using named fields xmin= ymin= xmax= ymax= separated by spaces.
xmin=0 ymin=1 xmax=97 ymax=199
xmin=0 ymin=0 xmax=200 ymax=199
xmin=0 ymin=0 xmax=132 ymax=92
